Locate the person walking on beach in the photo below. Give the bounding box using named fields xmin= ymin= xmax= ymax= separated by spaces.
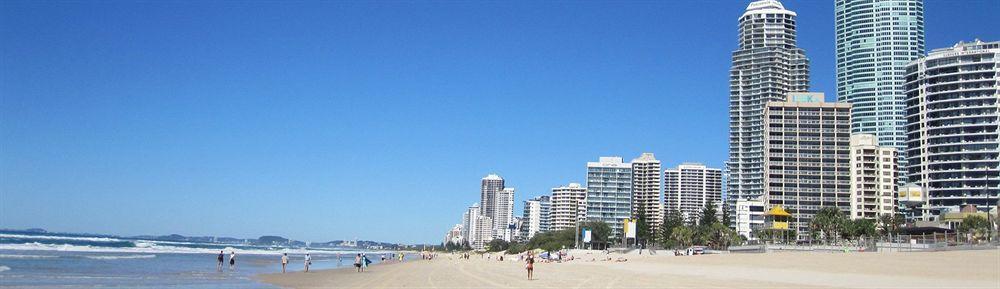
xmin=525 ymin=253 xmax=535 ymax=280
xmin=281 ymin=253 xmax=289 ymax=273
xmin=216 ymin=251 xmax=225 ymax=271
xmin=361 ymin=254 xmax=370 ymax=272
xmin=304 ymin=253 xmax=312 ymax=272
xmin=354 ymin=254 xmax=362 ymax=272
xmin=229 ymin=251 xmax=237 ymax=271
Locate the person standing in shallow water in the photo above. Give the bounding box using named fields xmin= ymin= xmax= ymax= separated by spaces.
xmin=281 ymin=253 xmax=289 ymax=273
xmin=216 ymin=251 xmax=224 ymax=271
xmin=304 ymin=253 xmax=312 ymax=272
xmin=229 ymin=251 xmax=237 ymax=271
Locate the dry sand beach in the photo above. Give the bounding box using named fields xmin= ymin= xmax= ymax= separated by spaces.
xmin=259 ymin=249 xmax=1000 ymax=288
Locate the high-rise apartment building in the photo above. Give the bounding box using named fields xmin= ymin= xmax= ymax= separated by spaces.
xmin=904 ymin=40 xmax=1000 ymax=214
xmin=521 ymin=196 xmax=550 ymax=240
xmin=495 ymin=187 xmax=515 ymax=241
xmin=849 ymin=134 xmax=898 ymax=219
xmin=835 ymin=0 xmax=924 ymax=186
xmin=664 ymin=163 xmax=723 ymax=224
xmin=462 ymin=203 xmax=493 ymax=250
xmin=728 ymin=0 xmax=810 ymax=206
xmin=480 ymin=174 xmax=504 ymax=224
xmin=631 ymin=153 xmax=663 ymax=232
xmin=550 ymin=183 xmax=587 ymax=231
xmin=763 ymin=92 xmax=852 ymax=238
xmin=479 ymin=174 xmax=514 ymax=241
xmin=586 ymin=157 xmax=633 ymax=238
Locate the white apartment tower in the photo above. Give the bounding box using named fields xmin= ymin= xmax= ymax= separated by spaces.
xmin=904 ymin=40 xmax=1000 ymax=214
xmin=728 ymin=0 xmax=810 ymax=206
xmin=462 ymin=204 xmax=493 ymax=250
xmin=631 ymin=153 xmax=663 ymax=233
xmin=763 ymin=92 xmax=853 ymax=238
xmin=586 ymin=157 xmax=633 ymax=238
xmin=664 ymin=163 xmax=723 ymax=224
xmin=849 ymin=134 xmax=898 ymax=219
xmin=836 ymin=0 xmax=924 ymax=186
xmin=550 ymin=183 xmax=587 ymax=231
xmin=495 ymin=188 xmax=516 ymax=241
xmin=521 ymin=196 xmax=550 ymax=240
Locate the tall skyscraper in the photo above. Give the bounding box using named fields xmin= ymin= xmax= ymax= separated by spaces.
xmin=728 ymin=0 xmax=810 ymax=205
xmin=480 ymin=174 xmax=505 ymax=223
xmin=521 ymin=196 xmax=550 ymax=240
xmin=835 ymin=0 xmax=925 ymax=186
xmin=664 ymin=163 xmax=723 ymax=224
xmin=631 ymin=153 xmax=663 ymax=233
xmin=904 ymin=40 xmax=1000 ymax=214
xmin=763 ymin=92 xmax=852 ymax=238
xmin=586 ymin=157 xmax=633 ymax=238
xmin=479 ymin=174 xmax=514 ymax=241
xmin=849 ymin=134 xmax=898 ymax=219
xmin=550 ymin=183 xmax=587 ymax=231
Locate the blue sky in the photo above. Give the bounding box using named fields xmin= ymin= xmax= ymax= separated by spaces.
xmin=2 ymin=0 xmax=998 ymax=244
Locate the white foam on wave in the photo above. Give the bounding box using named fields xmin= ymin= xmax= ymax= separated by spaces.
xmin=0 ymin=265 xmax=10 ymax=272
xmin=83 ymin=254 xmax=156 ymax=260
xmin=0 ymin=254 xmax=58 ymax=259
xmin=0 ymin=242 xmax=368 ymax=256
xmin=0 ymin=233 xmax=123 ymax=243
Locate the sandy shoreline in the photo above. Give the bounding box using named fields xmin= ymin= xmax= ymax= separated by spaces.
xmin=258 ymin=249 xmax=1000 ymax=288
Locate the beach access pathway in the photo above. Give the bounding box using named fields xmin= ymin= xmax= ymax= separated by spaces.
xmin=259 ymin=249 xmax=999 ymax=288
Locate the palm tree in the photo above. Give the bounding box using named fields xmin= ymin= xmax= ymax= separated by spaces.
xmin=878 ymin=213 xmax=903 ymax=242
xmin=811 ymin=207 xmax=847 ymax=244
xmin=671 ymin=226 xmax=694 ymax=248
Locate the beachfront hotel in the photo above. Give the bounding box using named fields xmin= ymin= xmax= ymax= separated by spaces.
xmin=521 ymin=196 xmax=551 ymax=240
xmin=586 ymin=157 xmax=633 ymax=238
xmin=631 ymin=153 xmax=663 ymax=233
xmin=904 ymin=40 xmax=1000 ymax=214
xmin=763 ymin=92 xmax=853 ymax=238
xmin=727 ymin=0 xmax=811 ymax=210
xmin=550 ymin=183 xmax=587 ymax=231
xmin=835 ymin=0 xmax=925 ymax=186
xmin=663 ymin=163 xmax=723 ymax=224
xmin=848 ymin=134 xmax=898 ymax=219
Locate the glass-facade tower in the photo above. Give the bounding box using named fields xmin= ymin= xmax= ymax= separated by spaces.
xmin=835 ymin=0 xmax=925 ymax=185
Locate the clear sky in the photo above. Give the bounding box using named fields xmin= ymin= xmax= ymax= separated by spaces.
xmin=2 ymin=0 xmax=998 ymax=244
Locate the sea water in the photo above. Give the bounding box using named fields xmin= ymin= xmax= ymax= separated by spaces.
xmin=0 ymin=233 xmax=409 ymax=288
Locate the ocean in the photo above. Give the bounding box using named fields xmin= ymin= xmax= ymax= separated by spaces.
xmin=0 ymin=232 xmax=408 ymax=288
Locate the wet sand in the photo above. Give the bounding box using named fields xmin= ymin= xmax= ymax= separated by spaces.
xmin=258 ymin=249 xmax=1000 ymax=288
